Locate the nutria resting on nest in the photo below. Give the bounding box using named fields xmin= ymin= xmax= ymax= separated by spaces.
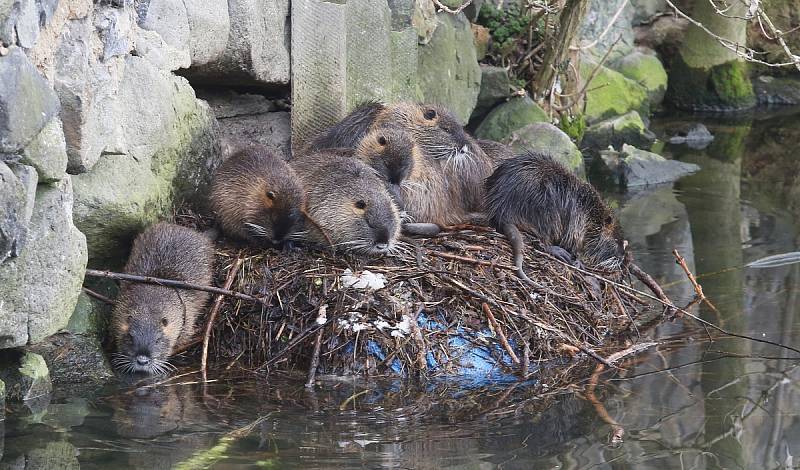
xmin=291 ymin=149 xmax=401 ymax=255
xmin=304 ymin=101 xmax=506 ymax=234
xmin=110 ymin=223 xmax=213 ymax=375
xmin=210 ymin=144 xmax=306 ymax=247
xmin=484 ymin=151 xmax=626 ymax=281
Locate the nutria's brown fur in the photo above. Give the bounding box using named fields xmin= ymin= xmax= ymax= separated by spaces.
xmin=352 ymin=126 xmax=419 ymax=206
xmin=291 ymin=149 xmax=401 ymax=255
xmin=110 ymin=223 xmax=213 ymax=375
xmin=484 ymin=151 xmax=626 ymax=279
xmin=210 ymin=145 xmax=306 ymax=246
xmin=306 ymin=101 xmax=505 ymax=226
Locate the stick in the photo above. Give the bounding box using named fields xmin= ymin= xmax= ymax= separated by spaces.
xmin=305 ymin=304 xmax=328 ymax=388
xmin=431 ymin=0 xmax=472 ymax=14
xmin=482 ymin=303 xmax=520 ymax=364
xmin=627 ymin=263 xmax=673 ymax=314
xmin=201 ymin=257 xmax=244 ymax=377
xmin=672 ymin=249 xmax=721 ymax=315
xmin=85 ymin=269 xmax=263 ymax=304
xmin=82 ymin=287 xmax=115 ymax=305
xmin=584 ymin=364 xmax=625 ymax=445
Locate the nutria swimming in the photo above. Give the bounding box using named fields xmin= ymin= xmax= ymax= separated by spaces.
xmin=291 ymin=149 xmax=401 ymax=255
xmin=484 ymin=151 xmax=626 ymax=280
xmin=210 ymin=144 xmax=306 ymax=247
xmin=306 ymin=101 xmax=500 ymax=228
xmin=110 ymin=223 xmax=213 ymax=375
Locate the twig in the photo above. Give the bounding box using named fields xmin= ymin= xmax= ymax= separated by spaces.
xmin=82 ymin=287 xmax=115 ymax=305
xmin=672 ymin=249 xmax=721 ymax=315
xmin=628 ymin=262 xmax=673 ymax=314
xmin=85 ymin=269 xmax=263 ymax=304
xmin=338 ymin=389 xmax=369 ymax=410
xmin=202 ymin=257 xmax=244 ymax=377
xmin=305 ymin=304 xmax=328 ymax=388
xmin=428 ymin=250 xmax=512 ymax=270
xmin=482 ymin=303 xmax=520 ymax=364
xmin=431 ymin=0 xmax=473 ymax=14
xmin=604 ymin=341 xmax=659 ymax=365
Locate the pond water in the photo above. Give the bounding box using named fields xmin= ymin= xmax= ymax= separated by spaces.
xmin=3 ymin=109 xmax=800 ymax=469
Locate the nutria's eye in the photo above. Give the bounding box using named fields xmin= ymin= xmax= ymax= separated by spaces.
xmin=377 ymin=136 xmax=387 ymax=146
xmin=355 ymin=200 xmax=367 ymax=210
xmin=605 ymin=216 xmax=614 ymax=226
xmin=161 ymin=318 xmax=169 ymax=327
xmin=423 ymin=109 xmax=437 ymax=120
xmin=266 ymin=191 xmax=276 ymax=200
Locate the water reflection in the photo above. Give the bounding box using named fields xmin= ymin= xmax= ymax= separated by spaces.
xmin=2 ymin=110 xmax=800 ymax=469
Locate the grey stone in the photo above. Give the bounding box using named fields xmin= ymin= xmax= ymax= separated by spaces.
xmin=20 ymin=118 xmax=68 ymax=182
xmin=0 ymin=351 xmax=52 ymax=401
xmin=197 ymin=89 xmax=278 ymax=118
xmin=184 ymin=0 xmax=230 ymax=66
xmin=184 ymin=0 xmax=289 ymax=85
xmin=463 ymin=0 xmax=484 ymax=22
xmin=0 ymin=47 xmax=60 ymax=153
xmin=412 ymin=0 xmax=437 ymax=44
xmin=472 ymin=65 xmax=511 ymax=120
xmin=580 ymin=0 xmax=635 ymax=62
xmin=389 ymin=28 xmax=423 ymax=102
xmin=668 ymin=123 xmax=714 ymax=149
xmin=753 ymin=75 xmax=800 ymax=106
xmin=583 ymin=111 xmax=655 ymax=151
xmin=0 ymin=0 xmax=58 ymax=47
xmin=474 ymin=96 xmax=548 ymax=142
xmin=418 ymin=12 xmax=481 ymax=124
xmin=580 ymin=56 xmax=649 ymax=124
xmin=631 ymin=0 xmax=666 ymax=25
xmin=8 ymin=163 xmax=36 ymax=230
xmin=29 ymin=332 xmax=114 ymax=386
xmin=39 ymin=398 xmax=90 ymax=430
xmin=346 ymin=0 xmax=393 ymax=108
xmin=506 ymin=122 xmax=585 ymax=178
xmin=387 ymin=0 xmax=413 ymax=31
xmin=291 ymin=0 xmax=347 ymax=150
xmin=602 ymin=144 xmax=701 ymax=188
xmin=135 ymin=0 xmax=190 ymax=58
xmin=72 ymin=56 xmax=219 ymax=265
xmin=0 ymin=162 xmax=29 ymax=263
xmin=132 ymin=27 xmax=191 ymax=72
xmin=54 ymin=17 xmax=119 ymax=173
xmin=0 ymin=178 xmax=88 ymax=348
xmin=95 ymin=3 xmax=134 ymax=61
xmin=217 ymin=111 xmax=291 ymax=162
xmin=15 ymin=0 xmax=39 ymax=47
xmin=66 ymin=292 xmax=110 ymax=337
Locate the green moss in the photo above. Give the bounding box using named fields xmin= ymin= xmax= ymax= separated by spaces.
xmin=19 ymin=352 xmax=49 ymax=380
xmin=474 ymin=96 xmax=548 ymax=141
xmin=710 ymin=61 xmax=754 ymax=104
xmin=559 ymin=113 xmax=586 ymax=142
xmin=615 ymin=51 xmax=668 ymax=105
xmin=580 ymin=59 xmax=649 ymax=124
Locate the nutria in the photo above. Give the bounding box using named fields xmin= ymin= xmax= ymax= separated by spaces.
xmin=305 ymin=101 xmax=501 ymax=229
xmin=484 ymin=151 xmax=626 ymax=280
xmin=210 ymin=144 xmax=306 ymax=246
xmin=291 ymin=149 xmax=401 ymax=255
xmin=110 ymin=223 xmax=213 ymax=375
xmin=351 ymin=126 xmax=419 ymax=206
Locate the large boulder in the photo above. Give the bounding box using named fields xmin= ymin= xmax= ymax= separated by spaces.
xmin=389 ymin=28 xmax=423 ymax=102
xmin=506 ymin=122 xmax=585 ymax=178
xmin=0 ymin=178 xmax=88 ymax=348
xmin=0 ymin=351 xmax=52 ymax=402
xmin=580 ymin=0 xmax=635 ymax=62
xmin=472 ymin=65 xmax=511 ymax=120
xmin=580 ymin=58 xmax=649 ymax=124
xmin=614 ymin=49 xmax=668 ymax=107
xmin=582 ymin=111 xmax=655 ymax=151
xmin=71 ymin=56 xmax=219 ymax=266
xmin=345 ymin=0 xmax=392 ymax=107
xmin=412 ymin=0 xmax=438 ymax=44
xmin=0 ymin=0 xmax=58 ymax=48
xmin=474 ymin=96 xmax=548 ymax=141
xmin=418 ymin=11 xmax=481 ymax=124
xmin=602 ymin=144 xmax=701 ymax=188
xmin=0 ymin=46 xmax=60 ymax=154
xmin=182 ymin=0 xmax=290 ymax=86
xmin=29 ymin=332 xmax=114 ymax=386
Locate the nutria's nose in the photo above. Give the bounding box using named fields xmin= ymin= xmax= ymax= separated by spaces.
xmin=136 ymin=355 xmax=151 ymax=366
xmin=375 ymin=242 xmax=389 ymax=252
xmin=374 ymin=227 xmax=390 ymax=245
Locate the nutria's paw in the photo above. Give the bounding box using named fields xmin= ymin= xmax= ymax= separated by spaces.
xmin=546 ymin=245 xmax=575 ymax=264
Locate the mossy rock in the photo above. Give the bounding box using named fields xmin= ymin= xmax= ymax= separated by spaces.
xmin=506 ymin=122 xmax=585 ymax=178
xmin=580 ymin=58 xmax=649 ymax=124
xmin=0 ymin=351 xmax=52 ymax=402
xmin=474 ymin=96 xmax=548 ymax=141
xmin=614 ymin=49 xmax=668 ymax=107
xmin=583 ymin=111 xmax=655 ymax=151
xmin=667 ymin=54 xmax=755 ymax=111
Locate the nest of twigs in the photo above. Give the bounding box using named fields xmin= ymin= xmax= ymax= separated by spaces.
xmin=186 ymin=218 xmax=660 ymax=387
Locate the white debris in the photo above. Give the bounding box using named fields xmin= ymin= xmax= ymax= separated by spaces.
xmin=375 ymin=320 xmax=391 ymax=331
xmin=341 ymin=269 xmax=387 ymax=289
xmin=395 ymin=315 xmax=412 ymax=335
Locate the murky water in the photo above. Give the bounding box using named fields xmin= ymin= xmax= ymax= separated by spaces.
xmin=3 ymin=109 xmax=800 ymax=469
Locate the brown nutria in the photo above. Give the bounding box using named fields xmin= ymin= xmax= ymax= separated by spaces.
xmin=110 ymin=223 xmax=213 ymax=375
xmin=291 ymin=149 xmax=401 ymax=255
xmin=304 ymin=102 xmax=501 ymax=229
xmin=210 ymin=144 xmax=306 ymax=247
xmin=351 ymin=126 xmax=419 ymax=206
xmin=484 ymin=151 xmax=626 ymax=280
